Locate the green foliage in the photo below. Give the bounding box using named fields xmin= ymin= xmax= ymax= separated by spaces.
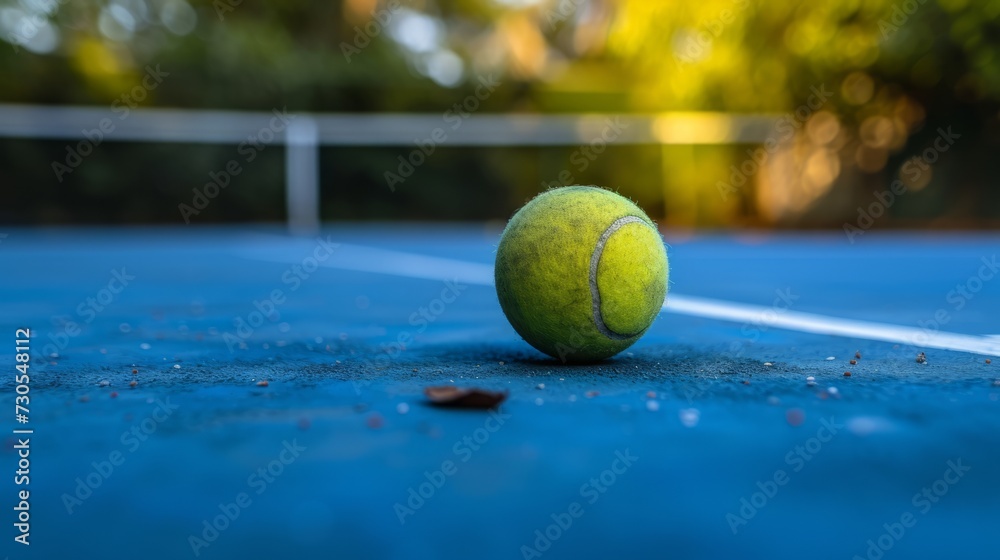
xmin=1 ymin=0 xmax=998 ymax=226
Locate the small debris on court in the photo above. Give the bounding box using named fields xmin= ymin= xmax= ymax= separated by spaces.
xmin=679 ymin=408 xmax=700 ymax=427
xmin=424 ymin=386 xmax=507 ymax=409
xmin=366 ymin=412 xmax=384 ymax=429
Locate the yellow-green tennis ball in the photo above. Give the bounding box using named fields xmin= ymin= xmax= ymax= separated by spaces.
xmin=495 ymin=186 xmax=669 ymax=363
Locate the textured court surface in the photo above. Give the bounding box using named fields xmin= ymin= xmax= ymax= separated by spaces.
xmin=1 ymin=226 xmax=998 ymax=560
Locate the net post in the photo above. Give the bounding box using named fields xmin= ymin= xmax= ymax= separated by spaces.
xmin=285 ymin=115 xmax=320 ymax=236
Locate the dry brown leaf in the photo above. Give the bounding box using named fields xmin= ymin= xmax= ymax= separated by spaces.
xmin=424 ymin=386 xmax=508 ymax=409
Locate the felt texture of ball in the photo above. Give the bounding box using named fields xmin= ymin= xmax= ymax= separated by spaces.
xmin=495 ymin=186 xmax=669 ymax=363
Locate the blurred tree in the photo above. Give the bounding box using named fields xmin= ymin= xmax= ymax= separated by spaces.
xmin=0 ymin=0 xmax=998 ymax=227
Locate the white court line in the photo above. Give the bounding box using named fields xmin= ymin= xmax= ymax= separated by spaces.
xmin=666 ymin=295 xmax=1000 ymax=357
xmin=240 ymin=241 xmax=1000 ymax=357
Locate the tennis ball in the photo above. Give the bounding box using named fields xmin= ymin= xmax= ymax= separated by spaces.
xmin=495 ymin=186 xmax=669 ymax=363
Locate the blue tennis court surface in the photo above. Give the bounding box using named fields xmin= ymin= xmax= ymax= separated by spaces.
xmin=1 ymin=226 xmax=998 ymax=560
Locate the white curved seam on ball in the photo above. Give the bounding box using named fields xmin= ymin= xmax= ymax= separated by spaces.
xmin=589 ymin=215 xmax=649 ymax=340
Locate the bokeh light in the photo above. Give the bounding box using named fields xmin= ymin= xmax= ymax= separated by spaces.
xmin=1 ymin=0 xmax=999 ymax=227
